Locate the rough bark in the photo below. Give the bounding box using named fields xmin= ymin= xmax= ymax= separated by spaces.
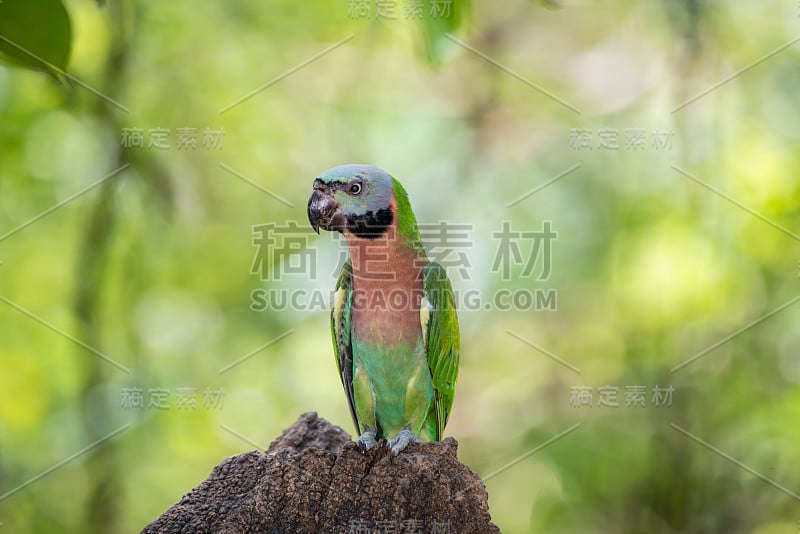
xmin=142 ymin=412 xmax=499 ymax=533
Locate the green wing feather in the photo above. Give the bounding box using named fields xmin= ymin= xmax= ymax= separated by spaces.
xmin=331 ymin=258 xmax=360 ymax=434
xmin=421 ymin=261 xmax=460 ymax=440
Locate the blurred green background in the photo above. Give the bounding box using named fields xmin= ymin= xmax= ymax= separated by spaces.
xmin=1 ymin=0 xmax=800 ymax=532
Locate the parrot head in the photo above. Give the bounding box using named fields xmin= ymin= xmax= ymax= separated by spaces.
xmin=308 ymin=164 xmax=394 ymax=239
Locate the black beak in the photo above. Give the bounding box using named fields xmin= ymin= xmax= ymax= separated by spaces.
xmin=307 ymin=188 xmax=343 ymax=234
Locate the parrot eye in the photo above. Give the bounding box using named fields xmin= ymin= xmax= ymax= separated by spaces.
xmin=349 ymin=182 xmax=362 ymax=195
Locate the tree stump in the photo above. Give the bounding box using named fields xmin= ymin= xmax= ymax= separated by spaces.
xmin=142 ymin=412 xmax=499 ymax=533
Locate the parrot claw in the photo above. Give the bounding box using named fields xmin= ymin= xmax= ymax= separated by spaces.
xmin=388 ymin=429 xmax=422 ymax=455
xmin=356 ymin=429 xmax=378 ymax=452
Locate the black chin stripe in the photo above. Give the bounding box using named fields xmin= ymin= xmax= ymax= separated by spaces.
xmin=347 ymin=208 xmax=393 ymax=239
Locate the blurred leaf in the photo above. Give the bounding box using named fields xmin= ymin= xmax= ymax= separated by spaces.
xmin=0 ymin=0 xmax=72 ymax=72
xmin=419 ymin=0 xmax=470 ymax=67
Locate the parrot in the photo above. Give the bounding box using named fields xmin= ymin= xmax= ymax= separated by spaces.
xmin=307 ymin=164 xmax=460 ymax=455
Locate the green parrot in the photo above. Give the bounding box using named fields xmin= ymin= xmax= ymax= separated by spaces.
xmin=307 ymin=164 xmax=460 ymax=454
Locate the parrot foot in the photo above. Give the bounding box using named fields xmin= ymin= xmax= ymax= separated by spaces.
xmin=356 ymin=429 xmax=378 ymax=452
xmin=388 ymin=429 xmax=422 ymax=455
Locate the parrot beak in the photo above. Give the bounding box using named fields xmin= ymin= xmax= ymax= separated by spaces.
xmin=308 ymin=186 xmax=344 ymax=234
